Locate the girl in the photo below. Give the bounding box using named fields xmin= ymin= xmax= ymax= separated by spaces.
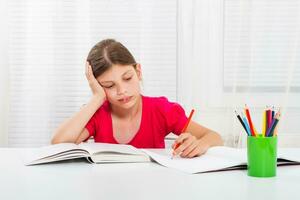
xmin=51 ymin=39 xmax=223 ymax=158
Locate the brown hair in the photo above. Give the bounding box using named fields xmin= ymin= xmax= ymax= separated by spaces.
xmin=87 ymin=39 xmax=137 ymax=78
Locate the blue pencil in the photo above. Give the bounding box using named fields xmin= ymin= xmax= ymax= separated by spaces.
xmin=241 ymin=112 xmax=251 ymax=136
xmin=266 ymin=111 xmax=280 ymax=137
xmin=235 ymin=111 xmax=249 ymax=136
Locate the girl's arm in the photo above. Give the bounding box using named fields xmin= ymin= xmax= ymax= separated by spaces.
xmin=51 ymin=95 xmax=104 ymax=144
xmin=51 ymin=62 xmax=106 ymax=144
xmin=186 ymin=121 xmax=223 ymax=147
xmin=172 ymin=121 xmax=223 ymax=158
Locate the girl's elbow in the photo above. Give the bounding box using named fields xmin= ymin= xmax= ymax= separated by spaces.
xmin=51 ymin=130 xmax=65 ymax=144
xmin=51 ymin=136 xmax=60 ymax=145
xmin=214 ymin=131 xmax=224 ymax=146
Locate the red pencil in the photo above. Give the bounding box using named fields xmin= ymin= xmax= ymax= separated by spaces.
xmin=267 ymin=107 xmax=272 ymax=129
xmin=244 ymin=105 xmax=256 ymax=137
xmin=171 ymin=109 xmax=195 ymax=158
xmin=181 ymin=109 xmax=195 ymax=133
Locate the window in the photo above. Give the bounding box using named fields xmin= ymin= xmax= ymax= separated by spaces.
xmin=209 ymin=0 xmax=300 ymax=107
xmin=7 ymin=0 xmax=177 ymax=147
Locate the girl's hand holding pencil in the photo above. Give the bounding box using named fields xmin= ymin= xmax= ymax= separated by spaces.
xmin=171 ymin=109 xmax=209 ymax=158
xmin=171 ymin=133 xmax=209 ymax=158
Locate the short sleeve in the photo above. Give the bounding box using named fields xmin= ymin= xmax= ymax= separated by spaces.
xmin=157 ymin=97 xmax=188 ymax=136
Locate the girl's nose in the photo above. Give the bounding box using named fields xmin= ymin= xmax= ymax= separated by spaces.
xmin=116 ymin=84 xmax=127 ymax=95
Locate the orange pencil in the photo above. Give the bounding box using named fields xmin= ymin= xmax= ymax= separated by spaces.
xmin=171 ymin=109 xmax=195 ymax=159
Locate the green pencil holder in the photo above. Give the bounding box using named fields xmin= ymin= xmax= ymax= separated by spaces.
xmin=247 ymin=134 xmax=277 ymax=177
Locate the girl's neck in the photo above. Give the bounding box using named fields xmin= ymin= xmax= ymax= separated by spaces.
xmin=111 ymin=95 xmax=142 ymax=119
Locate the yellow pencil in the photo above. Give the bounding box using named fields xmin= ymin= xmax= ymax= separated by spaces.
xmin=262 ymin=109 xmax=266 ymax=137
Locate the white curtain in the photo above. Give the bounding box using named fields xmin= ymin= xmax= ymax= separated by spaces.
xmin=1 ymin=0 xmax=177 ymax=147
xmin=0 ymin=0 xmax=9 ymax=146
xmin=178 ymin=0 xmax=300 ymax=147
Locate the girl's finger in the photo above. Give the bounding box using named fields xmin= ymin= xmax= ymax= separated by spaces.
xmin=88 ymin=63 xmax=97 ymax=80
xmin=86 ymin=61 xmax=93 ymax=80
xmin=181 ymin=140 xmax=199 ymax=157
xmin=87 ymin=63 xmax=92 ymax=77
xmin=172 ymin=134 xmax=188 ymax=152
xmin=187 ymin=145 xmax=206 ymax=158
xmin=86 ymin=62 xmax=96 ymax=82
xmin=173 ymin=135 xmax=194 ymax=155
xmin=172 ymin=134 xmax=187 ymax=152
xmin=174 ymin=133 xmax=191 ymax=145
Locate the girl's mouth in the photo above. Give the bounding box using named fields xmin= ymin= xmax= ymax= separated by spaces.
xmin=118 ymin=96 xmax=132 ymax=104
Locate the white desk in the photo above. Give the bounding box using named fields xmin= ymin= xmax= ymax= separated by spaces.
xmin=1 ymin=148 xmax=300 ymax=200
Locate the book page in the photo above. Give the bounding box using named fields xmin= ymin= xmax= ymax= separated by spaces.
xmin=278 ymin=148 xmax=300 ymax=163
xmin=142 ymin=146 xmax=247 ymax=174
xmin=23 ymin=143 xmax=88 ymax=165
xmin=79 ymin=142 xmax=146 ymax=156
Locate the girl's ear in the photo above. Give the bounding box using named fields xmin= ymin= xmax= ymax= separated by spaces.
xmin=135 ymin=63 xmax=142 ymax=80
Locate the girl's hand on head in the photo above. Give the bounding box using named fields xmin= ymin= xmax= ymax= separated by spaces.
xmin=172 ymin=132 xmax=209 ymax=158
xmin=85 ymin=61 xmax=106 ymax=99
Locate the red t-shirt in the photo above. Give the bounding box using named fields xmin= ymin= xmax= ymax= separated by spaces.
xmin=85 ymin=96 xmax=188 ymax=148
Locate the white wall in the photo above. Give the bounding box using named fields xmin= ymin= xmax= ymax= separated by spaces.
xmin=0 ymin=0 xmax=9 ymax=146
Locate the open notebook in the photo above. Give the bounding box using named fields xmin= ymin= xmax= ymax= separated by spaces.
xmin=142 ymin=147 xmax=300 ymax=173
xmin=23 ymin=143 xmax=300 ymax=174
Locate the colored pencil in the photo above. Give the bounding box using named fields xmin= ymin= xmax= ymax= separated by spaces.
xmin=262 ymin=109 xmax=266 ymax=137
xmin=235 ymin=111 xmax=249 ymax=136
xmin=266 ymin=111 xmax=281 ymax=137
xmin=244 ymin=105 xmax=256 ymax=137
xmin=171 ymin=109 xmax=195 ymax=159
xmin=268 ymin=108 xmax=272 ymax=129
xmin=242 ymin=112 xmax=251 ymax=136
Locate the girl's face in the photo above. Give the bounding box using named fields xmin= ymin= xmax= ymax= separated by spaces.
xmin=96 ymin=64 xmax=142 ymax=110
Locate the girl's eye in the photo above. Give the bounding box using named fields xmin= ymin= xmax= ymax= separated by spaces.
xmin=104 ymin=85 xmax=114 ymax=88
xmin=124 ymin=77 xmax=132 ymax=81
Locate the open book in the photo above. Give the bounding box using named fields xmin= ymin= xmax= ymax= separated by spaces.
xmin=24 ymin=143 xmax=150 ymax=165
xmin=24 ymin=143 xmax=300 ymax=174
